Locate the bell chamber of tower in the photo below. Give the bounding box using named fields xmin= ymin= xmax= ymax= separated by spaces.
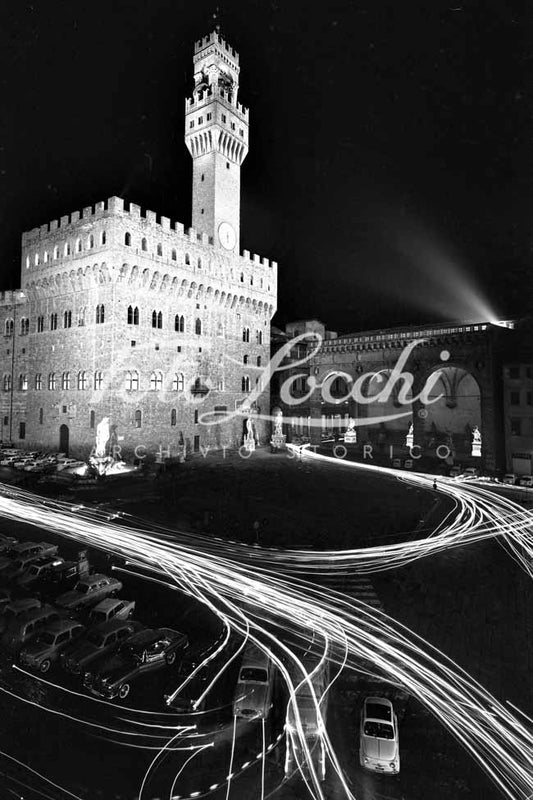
xmin=184 ymin=31 xmax=249 ymax=255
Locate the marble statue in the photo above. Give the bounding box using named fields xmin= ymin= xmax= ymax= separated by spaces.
xmin=405 ymin=422 xmax=414 ymax=448
xmin=471 ymin=425 xmax=482 ymax=457
xmin=95 ymin=417 xmax=110 ymax=457
xmin=344 ymin=417 xmax=357 ymax=443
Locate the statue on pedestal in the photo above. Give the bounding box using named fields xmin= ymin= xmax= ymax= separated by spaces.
xmin=270 ymin=406 xmax=286 ymax=452
xmin=243 ymin=416 xmax=256 ymax=453
xmin=471 ymin=425 xmax=482 ymax=457
xmin=405 ymin=422 xmax=414 ymax=448
xmin=90 ymin=416 xmax=113 ymax=476
xmin=344 ymin=417 xmax=357 ymax=443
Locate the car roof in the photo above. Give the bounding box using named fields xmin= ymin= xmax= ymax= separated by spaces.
xmin=91 ymin=598 xmax=121 ymax=611
xmin=125 ymin=628 xmax=179 ymax=648
xmin=42 ymin=618 xmax=83 ymax=634
xmin=13 ymin=541 xmax=39 ymax=552
xmin=92 ymin=618 xmax=136 ymax=634
xmin=15 ymin=604 xmax=57 ymax=623
xmin=364 ymin=696 xmax=393 ymax=720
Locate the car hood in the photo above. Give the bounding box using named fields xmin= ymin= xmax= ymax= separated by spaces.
xmin=67 ymin=641 xmax=101 ymax=663
xmin=95 ymin=656 xmax=138 ymax=686
xmin=234 ymin=683 xmax=269 ymax=715
xmin=22 ymin=642 xmax=53 ymax=660
xmin=56 ymin=591 xmax=83 ymax=608
xmin=361 ymin=735 xmax=397 ymax=761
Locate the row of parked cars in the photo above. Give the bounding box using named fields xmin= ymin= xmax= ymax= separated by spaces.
xmin=0 ymin=443 xmax=84 ymax=474
xmin=0 ymin=534 xmax=190 ymax=700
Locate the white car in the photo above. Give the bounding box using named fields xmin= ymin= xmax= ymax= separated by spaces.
xmin=56 ymin=459 xmax=86 ymax=472
xmin=519 ymin=475 xmax=533 ymax=487
xmin=463 ymin=467 xmax=478 ymax=478
xmin=502 ymin=474 xmax=516 ymax=485
xmin=359 ymin=696 xmax=400 ymax=775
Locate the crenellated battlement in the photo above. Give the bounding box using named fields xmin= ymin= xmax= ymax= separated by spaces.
xmin=21 ymin=197 xmax=278 ymax=275
xmin=194 ymin=31 xmax=239 ymax=63
xmin=185 ymin=87 xmax=248 ymax=120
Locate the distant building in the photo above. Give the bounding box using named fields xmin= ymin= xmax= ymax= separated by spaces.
xmin=0 ymin=31 xmax=277 ymax=459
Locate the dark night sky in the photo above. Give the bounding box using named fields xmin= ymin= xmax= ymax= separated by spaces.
xmin=1 ymin=0 xmax=533 ymax=332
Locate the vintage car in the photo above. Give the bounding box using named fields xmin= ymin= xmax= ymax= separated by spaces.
xmin=29 ymin=552 xmax=90 ymax=601
xmin=56 ymin=574 xmax=122 ymax=612
xmin=62 ymin=618 xmax=142 ymax=677
xmin=0 ymin=534 xmax=18 ymax=553
xmin=17 ymin=556 xmax=65 ymax=588
xmin=85 ymin=628 xmax=189 ymax=700
xmin=87 ymin=598 xmax=135 ymax=626
xmin=1 ymin=604 xmax=62 ymax=653
xmin=19 ymin=618 xmax=86 ymax=673
xmin=359 ymin=696 xmax=400 ymax=775
xmin=0 ymin=541 xmax=59 ymax=575
xmin=0 ymin=596 xmax=42 ymax=631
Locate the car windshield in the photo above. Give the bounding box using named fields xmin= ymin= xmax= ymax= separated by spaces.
xmin=239 ymin=667 xmax=268 ymax=683
xmin=364 ymin=721 xmax=394 ymax=739
xmin=38 ymin=631 xmax=56 ymax=645
xmin=74 ymin=582 xmax=90 ymax=594
xmin=27 ymin=565 xmax=40 ymax=575
xmin=87 ymin=631 xmax=106 ymax=647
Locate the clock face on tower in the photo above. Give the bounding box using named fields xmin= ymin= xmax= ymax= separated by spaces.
xmin=218 ymin=222 xmax=237 ymax=251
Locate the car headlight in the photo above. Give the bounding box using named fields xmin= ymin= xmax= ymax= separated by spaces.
xmin=363 ymin=757 xmax=369 ymax=764
xmin=390 ymin=761 xmax=396 ymax=769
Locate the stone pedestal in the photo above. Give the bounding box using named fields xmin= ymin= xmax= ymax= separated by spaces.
xmin=270 ymin=433 xmax=286 ymax=451
xmin=243 ymin=432 xmax=256 ymax=453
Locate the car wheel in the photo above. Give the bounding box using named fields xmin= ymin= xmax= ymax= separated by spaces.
xmin=166 ymin=651 xmax=177 ymax=666
xmin=118 ymin=683 xmax=130 ymax=699
xmin=39 ymin=659 xmax=51 ymax=674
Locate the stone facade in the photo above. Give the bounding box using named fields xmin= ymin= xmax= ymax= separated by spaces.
xmin=0 ymin=32 xmax=277 ymax=460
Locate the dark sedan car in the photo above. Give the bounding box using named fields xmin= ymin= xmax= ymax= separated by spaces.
xmin=85 ymin=628 xmax=189 ymax=700
xmin=62 ymin=618 xmax=142 ymax=678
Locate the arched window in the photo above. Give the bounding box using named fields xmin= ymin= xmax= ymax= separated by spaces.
xmin=35 ymin=374 xmax=43 ymax=390
xmin=61 ymin=371 xmax=71 ymax=390
xmin=185 ymin=253 xmax=190 ymax=265
xmin=133 ymin=306 xmax=139 ymax=325
xmin=241 ymin=376 xmax=250 ymax=393
xmin=171 ymin=249 xmax=177 ymax=261
xmin=25 ymin=256 xmax=30 ymax=269
xmin=150 ymin=370 xmax=163 ymax=391
xmin=157 ymin=243 xmax=163 ymax=256
xmin=34 ymin=253 xmax=40 ymax=266
xmin=242 ymin=327 xmax=250 ymax=343
xmin=44 ymin=251 xmax=48 ymax=263
xmin=63 ymin=310 xmax=72 ymax=328
xmin=76 ymin=238 xmax=82 ymax=253
xmin=37 ymin=316 xmax=44 ymax=332
xmin=175 ymin=314 xmax=185 ymax=333
xmin=3 ymin=374 xmax=11 ymax=392
xmin=217 ymin=322 xmax=224 ymax=337
xmin=20 ymin=318 xmax=29 ymax=336
xmin=257 ymin=356 xmax=262 ymax=367
xmin=173 ymin=373 xmax=184 ymax=392
xmin=48 ymin=372 xmax=56 ymax=391
xmin=151 ymin=310 xmax=157 ymax=328
xmin=195 ymin=318 xmax=202 ymax=335
xmin=77 ymin=371 xmax=87 ymax=390
xmin=126 ymin=370 xmax=139 ymax=391
xmin=170 ymin=408 xmax=177 ymax=426
xmin=53 ymin=245 xmax=59 ymax=260
xmin=157 ymin=311 xmax=163 ymax=329
xmin=5 ymin=319 xmax=13 ymax=336
xmin=77 ymin=307 xmax=86 ymax=327
xmin=134 ymin=409 xmax=142 ymax=428
xmin=50 ymin=313 xmax=57 ymax=331
xmin=257 ymin=330 xmax=263 ymax=344
xmin=39 ymin=408 xmax=44 ymax=424
xmin=18 ymin=374 xmax=27 ymax=391
xmin=94 ymin=371 xmax=103 ymax=390
xmin=101 ymin=230 xmax=107 ymax=246
xmin=90 ymin=410 xmax=95 ymax=429
xmin=141 ymin=237 xmax=147 ymax=252
xmin=88 ymin=234 xmax=94 ymax=249
xmin=127 ymin=305 xmax=133 ymax=325
xmin=125 ymin=232 xmax=131 ymax=246
xmin=243 ymin=354 xmax=249 ymax=365
xmin=96 ymin=304 xmax=104 ymax=324
xmin=198 ymin=258 xmax=202 ymax=269
xmin=240 ymin=272 xmax=244 ymax=283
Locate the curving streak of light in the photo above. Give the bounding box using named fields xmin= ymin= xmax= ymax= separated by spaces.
xmin=0 ymin=458 xmax=531 ymax=799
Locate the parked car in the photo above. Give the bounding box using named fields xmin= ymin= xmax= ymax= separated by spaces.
xmin=449 ymin=466 xmax=462 ymax=478
xmin=359 ymin=696 xmax=400 ymax=775
xmin=17 ymin=556 xmax=65 ymax=588
xmin=56 ymin=574 xmax=122 ymax=612
xmin=1 ymin=604 xmax=62 ymax=653
xmin=233 ymin=642 xmax=275 ymax=720
xmin=0 ymin=596 xmax=42 ymax=632
xmin=520 ymin=475 xmax=533 ymax=487
xmin=19 ymin=618 xmax=86 ymax=673
xmin=503 ymin=473 xmax=517 ymax=485
xmin=463 ymin=467 xmax=478 ymax=478
xmin=0 ymin=542 xmax=59 ymax=575
xmin=56 ymin=459 xmax=86 ymax=472
xmin=62 ymin=618 xmax=142 ymax=677
xmin=85 ymin=628 xmax=189 ymax=700
xmin=87 ymin=598 xmax=135 ymax=626
xmin=0 ymin=535 xmax=18 ymax=553
xmin=29 ymin=552 xmax=90 ymax=601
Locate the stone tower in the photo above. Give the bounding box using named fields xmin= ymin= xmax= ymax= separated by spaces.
xmin=184 ymin=31 xmax=249 ymax=253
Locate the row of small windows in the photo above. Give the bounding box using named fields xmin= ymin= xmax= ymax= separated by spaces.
xmin=242 ymin=327 xmax=263 ymax=344
xmin=243 ymin=355 xmax=262 ymax=366
xmin=124 ymin=234 xmax=204 ymax=268
xmin=26 ymin=232 xmax=107 ymax=267
xmin=4 ymin=371 xmax=256 ymax=394
xmin=189 ymin=115 xmax=244 ymax=137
